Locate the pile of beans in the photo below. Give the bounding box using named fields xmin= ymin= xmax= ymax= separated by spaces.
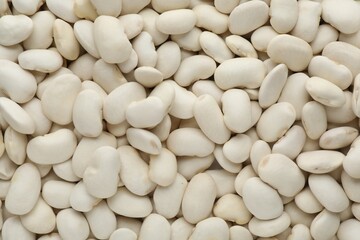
xmin=1 ymin=0 xmax=360 ymax=239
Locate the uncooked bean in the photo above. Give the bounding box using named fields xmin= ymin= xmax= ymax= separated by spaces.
xmin=2 ymin=216 xmax=35 ymax=240
xmin=213 ymin=145 xmax=242 ymax=174
xmin=56 ymin=208 xmax=89 ymax=240
xmin=229 ymin=225 xmax=253 ymax=240
xmin=73 ymin=0 xmax=98 ymax=21
xmin=132 ymin=31 xmax=157 ymax=67
xmin=269 ymin=0 xmax=298 ymax=33
xmin=177 ymin=154 xmax=214 ymax=180
xmin=90 ymin=0 xmax=121 ymax=17
xmin=272 ymin=125 xmax=306 ymax=159
xmin=189 ymin=217 xmax=229 ymax=240
xmin=295 ymin=187 xmax=323 ymax=214
xmin=302 ymin=101 xmax=327 ymax=140
xmin=242 ymin=177 xmax=283 ymax=220
xmin=0 ymin=15 xmax=33 ymax=46
xmin=138 ymin=214 xmax=171 ymax=240
xmin=251 ymin=26 xmax=279 ymax=52
xmin=73 ymin=20 xmax=100 ymax=58
xmin=310 ymin=209 xmax=340 ymax=240
xmin=109 ymin=228 xmax=137 ymax=240
xmin=46 ymin=0 xmax=79 ymax=23
xmin=53 ymin=19 xmax=80 ymax=61
xmin=223 ymin=134 xmax=252 ymax=164
xmin=193 ymin=4 xmax=228 ymax=34
xmin=225 ymin=35 xmax=258 ymax=58
xmin=134 ymin=66 xmax=163 ymax=88
xmin=267 ymin=34 xmax=313 ymax=71
xmin=171 ymin=217 xmax=194 ymax=240
xmin=229 ymin=1 xmax=269 ymax=35
xmin=250 ymin=140 xmax=271 ymax=174
xmin=139 ymin=8 xmax=168 ymax=45
xmin=319 ymin=127 xmax=359 ymax=149
xmin=42 ymin=180 xmax=74 ymax=209
xmin=337 ymin=219 xmax=360 ymax=240
xmin=191 ymin=80 xmax=224 ymax=106
xmin=199 ymin=31 xmax=234 ymax=63
xmin=156 ymin=9 xmax=196 ymax=35
xmin=171 ymin=27 xmax=202 ymax=52
xmin=296 ymin=150 xmax=344 ymax=174
xmin=341 ymin=171 xmax=360 ymax=203
xmin=248 ymin=212 xmax=291 ymax=238
xmin=155 ymin=41 xmax=181 ymax=79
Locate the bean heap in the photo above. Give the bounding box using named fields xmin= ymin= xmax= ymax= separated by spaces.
xmin=1 ymin=0 xmax=360 ymax=239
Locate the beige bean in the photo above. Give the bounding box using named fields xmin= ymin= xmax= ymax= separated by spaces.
xmin=167 ymin=81 xmax=197 ymax=119
xmin=250 ymin=140 xmax=271 ymax=174
xmin=0 ymin=153 xmax=16 ymax=180
xmin=229 ymin=225 xmax=252 ymax=240
xmin=74 ymin=0 xmax=98 ymax=21
xmin=138 ymin=8 xmax=168 ymax=45
xmin=310 ymin=209 xmax=340 ymax=240
xmin=171 ymin=217 xmax=194 ymax=240
xmin=267 ymin=34 xmax=313 ymax=71
xmin=90 ymin=0 xmax=121 ymax=16
xmin=341 ymin=171 xmax=360 ymax=203
xmin=5 ymin=163 xmax=41 ymax=215
xmin=248 ymin=212 xmax=291 ymax=238
xmin=223 ymin=134 xmax=252 ymax=164
xmin=296 ymin=150 xmax=344 ymax=174
xmin=308 ymin=174 xmax=349 ymax=213
xmin=69 ymin=181 xmax=100 ymax=212
xmin=310 ymin=24 xmax=339 ymax=54
xmin=42 ymin=180 xmax=74 ymax=209
xmin=171 ymin=27 xmax=202 ymax=52
xmin=229 ymin=1 xmax=269 ymax=35
xmin=0 ymin=15 xmax=33 ymax=46
xmin=242 ymin=177 xmax=283 ymax=220
xmin=214 ymin=0 xmax=239 ymax=14
xmin=182 ymin=173 xmax=217 ymax=224
xmin=258 ymin=153 xmax=305 ymax=197
xmin=251 ymin=26 xmax=279 ymax=52
xmin=134 ymin=66 xmax=163 ymax=88
xmin=157 ymin=9 xmax=196 ymax=35
xmin=193 ymin=4 xmax=228 ymax=34
xmin=319 ymin=127 xmax=359 ymax=149
xmin=139 ymin=214 xmax=171 ymax=240
xmin=118 ymin=14 xmax=143 ymax=40
xmin=0 ymin=44 xmax=23 ymax=62
xmin=56 ymin=208 xmax=89 ymax=240
xmin=193 ymin=94 xmax=230 ymax=144
xmin=189 ymin=217 xmax=229 ymax=240
xmin=269 ymin=0 xmax=298 ymax=33
xmin=127 ymin=128 xmax=161 ymax=155
xmin=272 ymin=125 xmax=306 ymax=159
xmin=109 ymin=228 xmax=137 ymax=240
xmin=94 ymin=16 xmax=132 ymax=63
xmin=117 ymin=49 xmax=138 ymax=74
xmin=352 ymin=74 xmax=360 ymax=118
xmin=327 ymin=91 xmax=356 ymax=124
xmin=2 ymin=217 xmax=35 ymax=240
xmin=295 ymin=187 xmax=323 ymax=214
xmin=199 ymin=31 xmax=234 ymax=63
xmin=302 ymin=101 xmax=327 ymax=140
xmin=53 ymin=19 xmax=80 ymax=61
xmin=177 ymin=154 xmax=214 ymax=181
xmin=343 ymin=147 xmax=360 ymax=179
xmin=337 ymin=219 xmax=360 ymax=240
xmin=225 ymin=35 xmax=257 ymax=58
xmin=27 ymin=129 xmax=77 ymax=165
xmin=215 ymin=58 xmax=266 ymax=90
xmin=73 ymin=20 xmax=100 ymax=58
xmin=12 ymin=0 xmax=43 ymax=15
xmin=291 ymin=1 xmax=321 ymax=42
xmin=153 ymin=173 xmax=187 ymax=218
xmin=155 ymin=41 xmax=181 ymax=79
xmin=46 ymin=0 xmax=79 ymax=23
xmin=213 ymin=145 xmax=242 ymax=174
xmin=22 ymin=98 xmax=52 ymax=137
xmin=308 ymin=56 xmax=352 ymax=90
xmin=167 ymin=128 xmax=215 ymax=157
xmin=174 ymin=55 xmax=216 ymax=87
xmin=132 ymin=31 xmax=157 ymax=67
xmin=191 ymin=80 xmax=224 ymax=106
xmin=149 ymin=148 xmax=177 ymax=187
xmin=53 ymin=160 xmax=81 ymax=183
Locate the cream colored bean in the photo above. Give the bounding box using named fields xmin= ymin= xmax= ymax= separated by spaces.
xmin=213 ymin=145 xmax=242 ymax=174
xmin=344 ymin=146 xmax=360 ymax=179
xmin=167 ymin=128 xmax=215 ymax=157
xmin=215 ymin=58 xmax=266 ymax=90
xmin=341 ymin=171 xmax=360 ymax=203
xmin=42 ymin=180 xmax=74 ymax=209
xmin=126 ymin=97 xmax=167 ymax=128
xmin=0 ymin=15 xmax=33 ymax=46
xmin=138 ymin=214 xmax=171 ymax=240
xmin=310 ymin=24 xmax=339 ymax=54
xmin=256 ymin=102 xmax=296 ymax=142
xmin=107 ymin=187 xmax=152 ymax=218
xmin=41 ymin=74 xmax=81 ymax=125
xmin=139 ymin=8 xmax=168 ymax=45
xmin=0 ymin=60 xmax=37 ymax=103
xmin=258 ymin=64 xmax=288 ymax=108
xmin=90 ymin=0 xmax=121 ymax=16
xmin=306 ymin=77 xmax=346 ymax=108
xmin=174 ymin=55 xmax=216 ymax=87
xmin=155 ymin=41 xmax=181 ymax=79
xmin=206 ymin=170 xmax=236 ymax=198
xmin=214 ymin=0 xmax=239 ymax=14
xmin=12 ymin=0 xmax=43 ymax=15
xmin=22 ymin=98 xmax=52 ymax=137
xmin=322 ymin=0 xmax=360 ymax=34
xmin=153 ymin=173 xmax=187 ymax=218
xmin=191 ymin=81 xmax=223 ymax=106
xmin=46 ymin=0 xmax=79 ymax=23
xmin=193 ymin=94 xmax=230 ymax=144
xmin=118 ymin=14 xmax=143 ymax=40
xmin=73 ymin=89 xmax=102 ymax=138
xmin=69 ymin=181 xmax=100 ymax=212
xmin=5 ymin=163 xmax=40 ymax=215
xmin=109 ymin=228 xmax=137 ymax=240
xmin=94 ymin=16 xmax=132 ymax=64
xmin=83 ymin=146 xmax=120 ymax=198
xmin=73 ymin=20 xmax=100 ymax=58
xmin=193 ymin=4 xmax=228 ymax=34
xmin=171 ymin=27 xmax=202 ymax=52
xmin=258 ymin=153 xmax=305 ymax=197
xmin=248 ymin=212 xmax=291 ymax=238
xmin=229 ymin=1 xmax=269 ymax=35
xmin=189 ymin=217 xmax=229 ymax=240
xmin=116 ymin=217 xmax=142 ymax=236
xmin=269 ymin=0 xmax=298 ymax=33
xmin=352 ymin=74 xmax=360 ymax=118
xmin=182 ymin=173 xmax=217 ymax=224
xmin=149 ymin=148 xmax=177 ymax=187
xmin=118 ymin=146 xmax=156 ymax=196
xmin=337 ymin=219 xmax=360 ymax=240
xmin=177 ymin=154 xmax=214 ymax=181
xmin=320 ymin=127 xmax=358 ymax=149
xmin=126 ymin=128 xmax=161 ymax=155
xmin=56 ymin=208 xmax=89 ymax=240
xmin=2 ymin=217 xmax=35 ymax=240
xmin=250 ymin=140 xmax=271 ymax=174
xmin=72 ymin=132 xmax=117 ymax=177
xmin=291 ymin=1 xmax=321 ymax=42
xmin=132 ymin=31 xmax=157 ymax=67
xmin=272 ymin=125 xmax=306 ymax=159
xmin=297 ymin=150 xmax=344 ymax=174
xmin=225 ymin=35 xmax=257 ymax=58
xmin=310 ymin=209 xmax=340 ymax=240
xmin=223 ymin=134 xmax=251 ymax=164
xmin=104 ymin=82 xmax=146 ymax=125
xmin=4 ymin=127 xmax=27 ymax=165
xmin=279 ymin=73 xmax=311 ymax=120
xmin=0 ymin=153 xmax=16 ymax=180
xmin=302 ymin=101 xmax=327 ymax=140
xmin=0 ymin=98 xmax=34 ymax=135
xmin=134 ymin=66 xmax=163 ymax=88
xmin=340 ymin=29 xmax=360 ymax=49
xmin=23 ymin=11 xmax=55 ymax=50
xmin=84 ymin=200 xmax=116 ymax=239
xmin=117 ymin=49 xmax=138 ymax=74
xmin=295 ymin=187 xmax=323 ymax=214
xmin=171 ymin=217 xmax=194 ymax=240
xmin=0 ymin=44 xmax=23 ymax=62
xmin=53 ymin=19 xmax=80 ymax=60
xmin=308 ymin=174 xmax=349 ymax=213
xmin=213 ymin=193 xmax=251 ymax=225
xmin=251 ymin=26 xmax=279 ymax=52
xmin=152 ymin=0 xmax=190 ymax=13
xmin=27 ymin=129 xmax=77 ymax=165
xmin=157 ymin=9 xmax=196 ymax=35
xmin=267 ymin=34 xmax=313 ymax=71
xmin=242 ymin=177 xmax=283 ymax=220
xmin=73 ymin=0 xmax=98 ymax=21
xmin=229 ymin=226 xmax=252 ymax=240
xmin=327 ymin=92 xmax=356 ymax=124
xmin=168 ymin=81 xmax=197 ymax=119
xmin=20 ymin=197 xmax=56 ymax=234
xmin=199 ymin=31 xmax=233 ymax=63
xmin=323 ymin=41 xmax=360 ymax=77
xmin=308 ymin=56 xmax=352 ymax=90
